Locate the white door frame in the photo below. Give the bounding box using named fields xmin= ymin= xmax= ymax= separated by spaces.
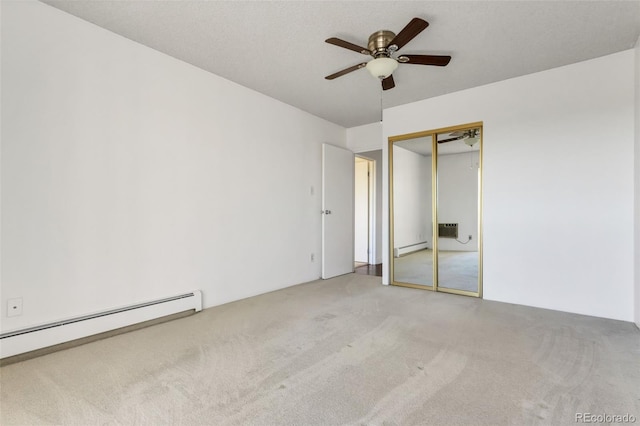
xmin=354 ymin=155 xmax=376 ymax=265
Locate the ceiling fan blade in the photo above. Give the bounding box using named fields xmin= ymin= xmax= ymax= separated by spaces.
xmin=382 ymin=75 xmax=395 ymax=91
xmin=437 ymin=136 xmax=463 ymax=144
xmin=325 ymin=37 xmax=371 ymax=55
xmin=325 ymin=63 xmax=367 ymax=80
xmin=402 ymin=54 xmax=451 ymax=66
xmin=389 ymin=18 xmax=429 ymax=51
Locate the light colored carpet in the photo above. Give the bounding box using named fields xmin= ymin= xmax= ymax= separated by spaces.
xmin=1 ymin=274 xmax=639 ymax=425
xmin=394 ymin=249 xmax=479 ymax=292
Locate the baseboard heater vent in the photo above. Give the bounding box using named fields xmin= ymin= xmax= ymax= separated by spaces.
xmin=394 ymin=242 xmax=428 ymax=258
xmin=0 ymin=290 xmax=202 ymax=359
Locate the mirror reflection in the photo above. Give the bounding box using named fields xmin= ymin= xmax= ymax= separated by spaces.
xmin=436 ymin=128 xmax=480 ymax=293
xmin=392 ymin=136 xmax=433 ymax=287
xmin=390 ymin=125 xmax=482 ymax=296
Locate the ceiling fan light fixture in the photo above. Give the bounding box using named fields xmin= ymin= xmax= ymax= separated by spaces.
xmin=465 ymin=137 xmax=479 ymax=147
xmin=366 ymin=57 xmax=398 ymax=79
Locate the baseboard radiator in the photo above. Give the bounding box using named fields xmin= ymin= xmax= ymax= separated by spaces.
xmin=0 ymin=290 xmax=202 ymax=359
xmin=394 ymin=242 xmax=429 ymax=258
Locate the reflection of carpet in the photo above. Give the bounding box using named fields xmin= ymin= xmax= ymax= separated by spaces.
xmin=393 ymin=250 xmax=435 ymax=287
xmin=393 ymin=249 xmax=479 ymax=292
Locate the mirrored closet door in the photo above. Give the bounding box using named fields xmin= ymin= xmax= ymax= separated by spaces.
xmin=390 ymin=135 xmax=435 ymax=289
xmin=389 ymin=123 xmax=483 ymax=297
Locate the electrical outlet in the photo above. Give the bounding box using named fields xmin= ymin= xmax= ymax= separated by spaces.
xmin=7 ymin=298 xmax=23 ymax=317
xmin=311 ymin=253 xmax=315 ymax=262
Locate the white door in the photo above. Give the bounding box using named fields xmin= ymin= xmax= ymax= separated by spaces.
xmin=322 ymin=144 xmax=354 ymax=279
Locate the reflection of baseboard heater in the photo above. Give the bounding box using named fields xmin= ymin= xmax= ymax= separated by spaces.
xmin=394 ymin=242 xmax=428 ymax=258
xmin=0 ymin=290 xmax=202 ymax=359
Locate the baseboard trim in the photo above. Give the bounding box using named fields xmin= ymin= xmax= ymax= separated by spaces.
xmin=0 ymin=310 xmax=194 ymax=366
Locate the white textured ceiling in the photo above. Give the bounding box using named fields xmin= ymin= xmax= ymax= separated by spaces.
xmin=41 ymin=0 xmax=640 ymax=128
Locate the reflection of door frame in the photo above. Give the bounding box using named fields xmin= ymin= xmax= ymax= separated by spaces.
xmin=388 ymin=122 xmax=483 ymax=298
xmin=354 ymin=155 xmax=375 ymax=265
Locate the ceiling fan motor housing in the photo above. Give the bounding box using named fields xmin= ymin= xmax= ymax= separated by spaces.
xmin=368 ymin=30 xmax=396 ymax=57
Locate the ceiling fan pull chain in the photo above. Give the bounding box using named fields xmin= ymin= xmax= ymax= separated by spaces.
xmin=380 ymin=87 xmax=383 ymax=122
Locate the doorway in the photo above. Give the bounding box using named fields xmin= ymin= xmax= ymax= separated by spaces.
xmin=354 ymin=153 xmax=382 ymax=277
xmin=355 ymin=156 xmax=372 ymax=266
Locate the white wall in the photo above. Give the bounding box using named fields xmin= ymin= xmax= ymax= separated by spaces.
xmin=635 ymin=36 xmax=640 ymax=329
xmin=1 ymin=1 xmax=346 ymax=332
xmin=347 ymin=122 xmax=383 ymax=153
xmin=383 ymin=50 xmax=635 ymax=321
xmin=391 ymin=147 xmax=431 ymax=249
xmin=437 ymin=151 xmax=479 ymax=252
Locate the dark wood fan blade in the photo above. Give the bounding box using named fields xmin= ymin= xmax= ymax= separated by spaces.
xmin=389 ymin=18 xmax=429 ymax=51
xmin=437 ymin=136 xmax=462 ymax=144
xmin=403 ymin=54 xmax=451 ymax=66
xmin=325 ymin=63 xmax=367 ymax=80
xmin=382 ymin=75 xmax=395 ymax=91
xmin=325 ymin=37 xmax=371 ymax=55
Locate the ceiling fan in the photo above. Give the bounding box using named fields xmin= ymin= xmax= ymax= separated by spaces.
xmin=438 ymin=129 xmax=480 ymax=146
xmin=324 ymin=17 xmax=451 ymax=90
